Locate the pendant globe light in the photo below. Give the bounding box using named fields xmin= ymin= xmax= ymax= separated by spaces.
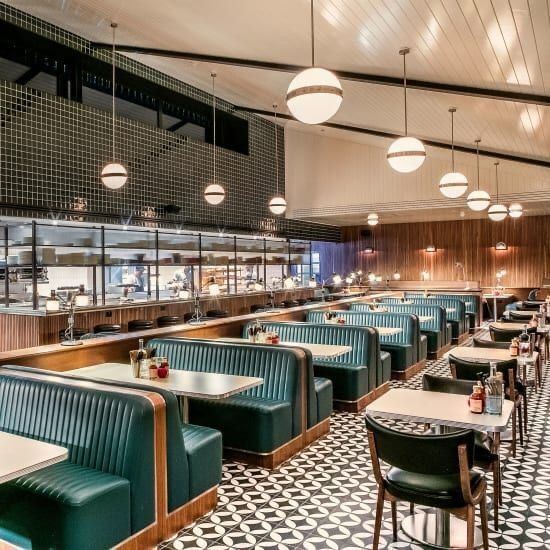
xmin=387 ymin=48 xmax=426 ymax=173
xmin=439 ymin=108 xmax=468 ymax=198
xmin=204 ymin=72 xmax=226 ymax=205
xmin=367 ymin=213 xmax=379 ymax=226
xmin=269 ymin=104 xmax=287 ymax=215
xmin=466 ymin=139 xmax=491 ymax=211
xmin=101 ymin=23 xmax=128 ymax=190
xmin=488 ymin=162 xmax=508 ymax=221
xmin=286 ymin=0 xmax=343 ymax=125
xmin=508 ymin=202 xmax=523 ymax=218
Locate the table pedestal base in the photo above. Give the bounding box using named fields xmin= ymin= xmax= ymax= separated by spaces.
xmin=402 ymin=511 xmax=483 ymax=549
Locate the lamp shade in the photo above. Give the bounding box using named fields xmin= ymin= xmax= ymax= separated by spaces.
xmin=426 ymin=245 xmax=436 ymax=252
xmin=393 ymin=271 xmax=401 ymax=280
xmin=286 ymin=68 xmax=343 ymax=124
xmin=386 ymin=137 xmax=426 ymax=173
xmin=101 ymin=163 xmax=128 ymax=189
xmin=488 ymin=204 xmax=508 ymax=221
xmin=466 ymin=189 xmax=491 ymax=211
xmin=332 ymin=273 xmax=342 ymax=285
xmin=495 ymin=242 xmax=507 ymax=251
xmin=269 ymin=196 xmax=287 ymax=215
xmin=439 ymin=171 xmax=468 ymax=198
xmin=209 ymin=283 xmax=221 ymax=296
xmin=508 ymin=203 xmax=523 ymax=218
xmin=204 ymin=183 xmax=225 ymax=205
xmin=367 ymin=213 xmax=379 ymax=226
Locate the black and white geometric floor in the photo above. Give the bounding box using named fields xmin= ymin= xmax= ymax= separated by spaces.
xmin=159 ymin=354 xmax=550 ymax=549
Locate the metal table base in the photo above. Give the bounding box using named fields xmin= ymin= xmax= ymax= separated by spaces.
xmin=402 ymin=510 xmax=483 ymax=549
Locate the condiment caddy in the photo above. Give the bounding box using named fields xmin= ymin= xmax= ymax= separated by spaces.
xmin=129 ymin=339 xmax=170 ymax=379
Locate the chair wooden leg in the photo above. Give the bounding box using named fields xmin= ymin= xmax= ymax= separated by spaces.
xmin=409 ymin=502 xmax=414 ymax=514
xmin=518 ymin=405 xmax=524 ymax=447
xmin=373 ymin=488 xmax=384 ymax=550
xmin=466 ymin=504 xmax=475 ymax=550
xmin=492 ymin=461 xmax=500 ymax=530
xmin=480 ymin=494 xmax=489 ymax=550
xmin=390 ymin=501 xmax=397 ymax=541
xmin=523 ymin=396 xmax=528 ymax=434
xmin=511 ymin=408 xmax=517 ymax=458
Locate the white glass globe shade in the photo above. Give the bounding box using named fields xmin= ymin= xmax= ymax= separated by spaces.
xmin=488 ymin=204 xmax=508 ymax=221
xmin=101 ymin=162 xmax=127 ymax=189
xmin=286 ymin=67 xmax=343 ymax=125
xmin=439 ymin=171 xmax=468 ymax=198
xmin=269 ymin=196 xmax=287 ymax=215
xmin=386 ymin=137 xmax=426 ymax=173
xmin=508 ymin=203 xmax=523 ymax=218
xmin=466 ymin=189 xmax=491 ymax=211
xmin=204 ymin=183 xmax=225 ymax=205
xmin=367 ymin=213 xmax=379 ymax=226
xmin=393 ymin=271 xmax=401 ymax=280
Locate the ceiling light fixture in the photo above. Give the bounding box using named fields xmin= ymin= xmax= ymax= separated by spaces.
xmin=204 ymin=72 xmax=226 ymax=205
xmin=393 ymin=270 xmax=401 ymax=280
xmin=508 ymin=202 xmax=523 ymax=218
xmin=488 ymin=162 xmax=508 ymax=221
xmin=387 ymin=48 xmax=426 ymax=173
xmin=495 ymin=242 xmax=508 ymax=251
xmin=363 ymin=247 xmax=374 ymax=254
xmin=367 ymin=213 xmax=379 ymax=226
xmin=426 ymin=245 xmax=436 ymax=253
xmin=466 ymin=139 xmax=491 ymax=211
xmin=286 ymin=0 xmax=343 ymax=124
xmin=439 ymin=107 xmax=468 ymax=198
xmin=101 ymin=23 xmax=128 ymax=190
xmin=269 ymin=104 xmax=287 ymax=215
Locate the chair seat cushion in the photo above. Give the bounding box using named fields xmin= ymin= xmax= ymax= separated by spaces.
xmin=313 ymin=362 xmax=369 ymax=400
xmin=189 ymin=395 xmax=293 ymax=454
xmin=314 ymin=377 xmax=333 ymax=421
xmin=385 ymin=467 xmax=482 ymax=508
xmin=381 ymin=343 xmax=413 ymax=371
xmin=0 ymin=462 xmax=131 ymax=550
xmin=379 ymin=352 xmax=392 ymax=384
xmin=182 ymin=424 xmax=223 ymax=498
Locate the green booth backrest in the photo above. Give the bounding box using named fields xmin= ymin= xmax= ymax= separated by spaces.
xmin=148 ymin=338 xmax=303 ymax=436
xmin=0 ymin=370 xmax=156 ymax=533
xmin=0 ymin=365 xmax=189 ymax=511
xmin=351 ymin=303 xmax=446 ymax=333
xmin=395 ymin=297 xmax=465 ymax=323
xmin=405 ymin=292 xmax=478 ymax=314
xmin=305 ymin=310 xmax=417 ymax=350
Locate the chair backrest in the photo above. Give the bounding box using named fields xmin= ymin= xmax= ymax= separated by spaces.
xmin=527 ymin=288 xmax=540 ymax=301
xmin=490 ymin=325 xmax=534 ymax=342
xmin=148 ymin=337 xmax=304 ymax=436
xmin=448 ymin=355 xmax=517 ymax=383
xmin=509 ymin=311 xmax=537 ymax=321
xmin=365 ymin=414 xmax=474 ymax=474
xmin=422 ymin=374 xmax=473 ymax=396
xmin=472 ymin=337 xmax=509 ymax=349
xmin=0 ymin=369 xmax=156 ymax=532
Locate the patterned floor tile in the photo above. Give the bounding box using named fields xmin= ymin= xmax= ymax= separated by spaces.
xmin=160 ymin=342 xmax=550 ymax=549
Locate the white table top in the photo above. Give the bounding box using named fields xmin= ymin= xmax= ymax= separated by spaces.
xmin=365 ymin=388 xmax=514 ymax=432
xmin=217 ymin=337 xmax=352 ymax=359
xmin=446 ymin=346 xmax=538 ymax=363
xmin=418 ymin=315 xmax=434 ymax=323
xmin=375 ymin=327 xmax=403 ymax=336
xmin=0 ymin=431 xmax=68 ymax=484
xmin=483 ymin=294 xmax=513 ymax=299
xmin=67 ymin=363 xmax=263 ymax=399
xmin=446 ymin=308 xmax=456 ymax=313
xmin=490 ymin=322 xmax=548 ymax=333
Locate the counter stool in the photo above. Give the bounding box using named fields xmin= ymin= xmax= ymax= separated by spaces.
xmin=250 ymin=304 xmax=267 ymax=313
xmin=157 ymin=315 xmax=182 ymax=327
xmin=206 ymin=309 xmax=228 ymax=318
xmin=297 ymin=298 xmax=308 ymax=305
xmin=93 ymin=323 xmax=121 ymax=334
xmin=282 ymin=300 xmax=299 ymax=308
xmin=59 ymin=328 xmax=88 ymax=342
xmin=128 ymin=319 xmax=154 ymax=332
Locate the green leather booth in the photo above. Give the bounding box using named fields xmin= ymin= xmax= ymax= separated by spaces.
xmin=306 ymin=310 xmax=422 ymax=372
xmin=2 ymin=365 xmax=222 ymax=508
xmin=242 ymin=321 xmax=390 ymax=406
xmin=0 ymin=370 xmax=156 ymax=550
xmin=406 ymin=292 xmax=478 ymax=330
xmin=355 ymin=302 xmax=447 ymax=353
xmin=148 ymin=338 xmax=309 ymax=454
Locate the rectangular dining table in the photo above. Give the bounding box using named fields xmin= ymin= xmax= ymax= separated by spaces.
xmin=0 ymin=431 xmax=68 ymax=484
xmin=217 ymin=337 xmax=352 ymax=359
xmin=67 ymin=362 xmax=263 ymax=423
xmin=366 ymin=388 xmax=513 ymax=549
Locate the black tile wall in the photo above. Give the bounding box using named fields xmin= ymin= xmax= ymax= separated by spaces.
xmin=0 ymin=3 xmax=341 ymax=243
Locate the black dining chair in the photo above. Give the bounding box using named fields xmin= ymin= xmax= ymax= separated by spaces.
xmin=489 ymin=324 xmax=535 ymax=342
xmin=472 ymin=337 xmax=510 ymax=350
xmin=509 ymin=311 xmax=537 ymax=321
xmin=448 ymin=355 xmax=525 ymax=456
xmin=422 ymin=374 xmax=501 ymax=528
xmin=365 ymin=415 xmax=489 ymax=550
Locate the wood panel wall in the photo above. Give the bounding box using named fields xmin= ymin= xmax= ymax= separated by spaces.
xmin=327 ymin=215 xmax=550 ymax=289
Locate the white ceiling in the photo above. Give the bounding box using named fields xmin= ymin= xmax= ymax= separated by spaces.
xmin=9 ymin=0 xmax=550 ymax=224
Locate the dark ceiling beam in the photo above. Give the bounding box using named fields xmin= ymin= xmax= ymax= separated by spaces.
xmin=90 ymin=42 xmax=550 ymax=106
xmin=236 ymin=106 xmax=550 ymax=168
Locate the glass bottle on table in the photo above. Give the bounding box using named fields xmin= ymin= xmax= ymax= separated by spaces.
xmin=519 ymin=326 xmax=531 ymax=357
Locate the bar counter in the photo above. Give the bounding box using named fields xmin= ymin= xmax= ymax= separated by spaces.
xmin=0 ymin=292 xmax=391 ymax=370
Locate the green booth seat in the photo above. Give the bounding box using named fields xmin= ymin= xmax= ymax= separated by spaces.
xmin=147 ymin=338 xmax=310 ymax=456
xmin=0 ymin=369 xmax=156 ymax=550
xmin=306 ymin=310 xmax=421 ymax=373
xmin=242 ymin=321 xmax=390 ymax=411
xmin=354 ymin=302 xmax=447 ymax=355
xmin=2 ymin=365 xmax=222 ymax=508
